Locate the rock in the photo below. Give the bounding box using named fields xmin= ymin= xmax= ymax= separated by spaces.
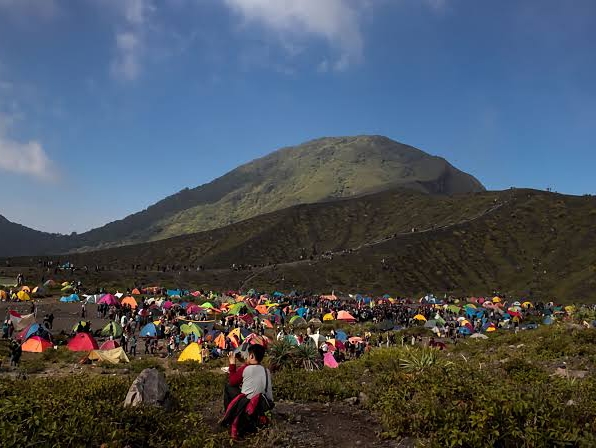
xmin=554 ymin=368 xmax=588 ymax=379
xmin=344 ymin=397 xmax=358 ymax=406
xmin=124 ymin=368 xmax=171 ymax=409
xmin=358 ymin=391 xmax=369 ymax=405
xmin=566 ymin=399 xmax=576 ymax=406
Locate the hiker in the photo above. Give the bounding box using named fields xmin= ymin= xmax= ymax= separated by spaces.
xmin=221 ymin=344 xmax=274 ymax=440
xmin=81 ymin=303 xmax=86 ymax=318
xmin=144 ymin=338 xmax=151 ymax=354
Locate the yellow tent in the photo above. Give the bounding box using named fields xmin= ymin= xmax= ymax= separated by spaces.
xmin=323 ymin=313 xmax=334 ymax=321
xmin=227 ymin=328 xmax=242 ymax=341
xmin=62 ymin=282 xmax=70 ymax=287
xmin=492 ymin=297 xmax=501 ymax=303
xmin=178 ymin=342 xmax=202 ymax=362
xmin=17 ymin=291 xmax=31 ymax=301
xmin=87 ymin=347 xmax=130 ymax=364
xmin=413 ymin=314 xmax=427 ymax=321
xmin=486 ymin=327 xmax=497 ymax=332
xmin=522 ymin=301 xmax=533 ymax=308
xmin=565 ymin=305 xmax=575 ymax=314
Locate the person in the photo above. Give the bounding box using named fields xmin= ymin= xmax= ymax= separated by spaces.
xmin=221 ymin=344 xmax=274 ymax=440
xmin=10 ymin=339 xmax=22 ymax=367
xmin=129 ymin=335 xmax=137 ymax=357
xmin=81 ymin=303 xmax=86 ymax=318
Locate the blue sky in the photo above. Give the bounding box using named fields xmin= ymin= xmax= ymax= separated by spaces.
xmin=0 ymin=0 xmax=595 ymax=233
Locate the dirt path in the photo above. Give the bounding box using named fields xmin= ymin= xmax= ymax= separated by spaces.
xmin=199 ymin=396 xmax=410 ymax=448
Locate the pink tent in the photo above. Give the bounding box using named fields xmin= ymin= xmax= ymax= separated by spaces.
xmin=162 ymin=301 xmax=173 ymax=310
xmin=186 ymin=304 xmax=201 ymax=314
xmin=336 ymin=310 xmax=356 ymax=322
xmin=98 ymin=294 xmax=119 ymax=306
xmin=324 ymin=352 xmax=338 ymax=368
xmin=99 ymin=340 xmax=120 ymax=350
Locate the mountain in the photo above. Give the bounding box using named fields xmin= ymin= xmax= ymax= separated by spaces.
xmin=0 ymin=135 xmax=484 ymax=256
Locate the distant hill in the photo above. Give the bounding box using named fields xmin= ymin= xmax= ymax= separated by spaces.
xmin=0 ymin=135 xmax=484 ymax=256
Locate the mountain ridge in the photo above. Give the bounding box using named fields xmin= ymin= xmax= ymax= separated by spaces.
xmin=0 ymin=135 xmax=484 ymax=256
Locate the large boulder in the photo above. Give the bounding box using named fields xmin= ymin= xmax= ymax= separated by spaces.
xmin=124 ymin=368 xmax=171 ymax=409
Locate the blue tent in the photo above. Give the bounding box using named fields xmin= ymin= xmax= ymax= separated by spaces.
xmin=296 ymin=307 xmax=307 ymax=317
xmin=167 ymin=289 xmax=181 ymax=297
xmin=335 ymin=330 xmax=347 ymax=342
xmin=60 ymin=294 xmax=80 ymax=303
xmin=543 ymin=316 xmax=554 ymax=325
xmin=140 ymin=323 xmax=157 ymax=337
xmin=22 ymin=323 xmax=51 ymax=342
xmin=459 ymin=327 xmax=473 ymax=335
xmin=273 ymin=291 xmax=284 ymax=298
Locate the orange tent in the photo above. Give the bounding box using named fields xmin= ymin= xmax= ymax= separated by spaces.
xmin=214 ymin=333 xmax=226 ymax=349
xmin=121 ymin=296 xmax=138 ymax=309
xmin=21 ymin=286 xmax=31 ymax=293
xmin=255 ymin=305 xmax=268 ymax=315
xmin=262 ymin=319 xmax=274 ymax=329
xmin=22 ymin=336 xmax=53 ymax=353
xmin=336 ymin=311 xmax=356 ymax=322
xmin=131 ymin=288 xmax=141 ymax=295
xmin=0 ymin=290 xmax=7 ymax=300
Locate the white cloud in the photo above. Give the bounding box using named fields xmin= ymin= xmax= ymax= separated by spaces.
xmin=223 ymin=0 xmax=365 ymax=71
xmin=0 ymin=136 xmax=56 ymax=181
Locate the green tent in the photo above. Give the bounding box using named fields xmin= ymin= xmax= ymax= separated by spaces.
xmin=180 ymin=323 xmax=203 ymax=337
xmin=101 ymin=321 xmax=123 ymax=338
xmin=289 ymin=315 xmax=307 ymax=327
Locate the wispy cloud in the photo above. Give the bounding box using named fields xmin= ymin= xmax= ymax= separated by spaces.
xmin=99 ymin=0 xmax=155 ymax=82
xmin=223 ymin=0 xmax=365 ymax=71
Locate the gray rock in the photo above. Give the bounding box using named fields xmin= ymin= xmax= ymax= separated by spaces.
xmin=124 ymin=368 xmax=171 ymax=409
xmin=358 ymin=391 xmax=369 ymax=405
xmin=344 ymin=397 xmax=358 ymax=405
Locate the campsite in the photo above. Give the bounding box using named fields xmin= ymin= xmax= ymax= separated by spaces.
xmin=1 ymin=1 xmax=596 ymax=446
xmin=2 ymin=280 xmax=596 ymax=447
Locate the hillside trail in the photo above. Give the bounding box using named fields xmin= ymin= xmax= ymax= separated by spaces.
xmin=200 ymin=398 xmax=409 ymax=448
xmin=239 ymin=194 xmax=515 ymax=290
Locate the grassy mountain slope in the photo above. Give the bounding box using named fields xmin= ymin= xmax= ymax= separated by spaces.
xmin=0 ymin=135 xmax=484 ymax=257
xmin=7 ymin=189 xmax=595 ymax=302
xmin=36 ymin=188 xmax=501 ymax=269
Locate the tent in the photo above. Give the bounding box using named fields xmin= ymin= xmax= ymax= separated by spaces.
xmin=336 ymin=311 xmax=356 ymax=322
xmin=98 ymin=294 xmax=119 ymax=306
xmin=87 ymin=347 xmax=130 ymax=364
xmin=99 ymin=340 xmax=120 ymax=350
xmin=101 ymin=321 xmax=123 ymax=338
xmin=22 ymin=336 xmax=53 ymax=353
xmin=214 ymin=332 xmax=226 ymax=349
xmin=17 ymin=323 xmax=51 ymax=342
xmin=470 ymin=333 xmax=488 ymax=339
xmin=289 ymin=315 xmax=307 ymax=327
xmin=67 ymin=333 xmax=99 ymax=351
xmin=413 ymin=314 xmax=427 ymax=322
xmin=61 ymin=285 xmax=74 ymax=293
xmin=323 ymin=352 xmax=338 ymax=368
xmin=21 ymin=286 xmax=31 ymax=293
xmin=308 ymin=318 xmax=322 ymax=327
xmin=8 ymin=311 xmax=35 ymax=332
xmin=323 ymin=313 xmax=334 ymax=321
xmin=60 ymin=294 xmax=80 ymax=303
xmin=335 ymin=330 xmax=348 ymax=342
xmin=17 ymin=291 xmax=31 ymax=301
xmin=180 ymin=323 xmax=203 ymax=337
xmin=139 ymin=322 xmax=158 ymax=337
xmin=121 ymin=296 xmax=138 ymax=309
xmin=131 ymin=288 xmax=141 ymax=295
xmin=178 ymin=342 xmax=202 ymax=362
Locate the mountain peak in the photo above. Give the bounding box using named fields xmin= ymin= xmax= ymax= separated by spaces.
xmin=0 ymin=136 xmax=484 ymax=256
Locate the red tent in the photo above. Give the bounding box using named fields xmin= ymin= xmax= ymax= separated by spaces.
xmin=67 ymin=333 xmax=99 ymax=351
